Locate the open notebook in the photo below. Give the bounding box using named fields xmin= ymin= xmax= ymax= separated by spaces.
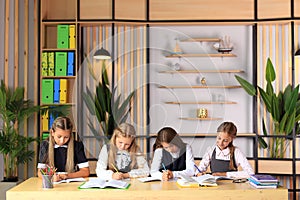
xmin=79 ymin=178 xmax=130 ymax=189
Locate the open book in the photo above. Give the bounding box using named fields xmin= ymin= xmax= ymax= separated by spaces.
xmin=53 ymin=177 xmax=86 ymax=184
xmin=137 ymin=176 xmax=162 ymax=183
xmin=177 ymin=174 xmax=234 ymax=187
xmin=79 ymin=178 xmax=130 ymax=189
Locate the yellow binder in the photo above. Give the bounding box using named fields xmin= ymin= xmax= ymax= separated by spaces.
xmin=69 ymin=25 xmax=76 ymax=49
xmin=42 ymin=111 xmax=49 ymax=131
xmin=60 ymin=79 xmax=67 ymax=103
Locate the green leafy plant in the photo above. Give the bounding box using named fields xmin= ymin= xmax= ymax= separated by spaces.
xmin=0 ymin=80 xmax=40 ymax=181
xmin=235 ymin=58 xmax=300 ymax=158
xmin=82 ymin=60 xmax=134 ymax=139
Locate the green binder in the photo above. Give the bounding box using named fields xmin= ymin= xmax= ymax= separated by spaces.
xmin=57 ymin=25 xmax=69 ymax=49
xmin=41 ymin=52 xmax=48 ymax=76
xmin=55 ymin=52 xmax=67 ymax=76
xmin=41 ymin=79 xmax=54 ymax=104
xmin=48 ymin=52 xmax=55 ymax=76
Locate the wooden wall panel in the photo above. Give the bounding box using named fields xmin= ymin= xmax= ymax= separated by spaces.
xmin=257 ymin=0 xmax=291 ymax=19
xmin=149 ymin=0 xmax=254 ymax=20
xmin=295 ymin=0 xmax=300 ymax=17
xmin=79 ymin=0 xmax=112 ymax=20
xmin=115 ymin=0 xmax=146 ymax=20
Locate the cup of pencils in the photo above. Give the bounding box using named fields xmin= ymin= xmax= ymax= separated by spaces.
xmin=40 ymin=165 xmax=56 ymax=189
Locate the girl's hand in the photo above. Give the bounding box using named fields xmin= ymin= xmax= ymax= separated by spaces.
xmin=212 ymin=172 xmax=226 ymax=176
xmin=196 ymin=172 xmax=206 ymax=177
xmin=162 ymin=170 xmax=173 ymax=181
xmin=112 ymin=172 xmax=124 ymax=180
xmin=58 ymin=173 xmax=68 ymax=180
xmin=53 ymin=174 xmax=62 ymax=182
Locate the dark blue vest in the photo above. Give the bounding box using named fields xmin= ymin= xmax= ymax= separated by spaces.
xmin=159 ymin=145 xmax=186 ymax=172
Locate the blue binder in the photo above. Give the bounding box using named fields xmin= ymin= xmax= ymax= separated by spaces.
xmin=49 ymin=113 xmax=55 ymax=130
xmin=53 ymin=79 xmax=60 ymax=103
xmin=67 ymin=52 xmax=75 ymax=76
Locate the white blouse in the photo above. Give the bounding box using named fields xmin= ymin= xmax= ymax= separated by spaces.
xmin=96 ymin=145 xmax=149 ymax=180
xmin=150 ymin=144 xmax=195 ymax=179
xmin=197 ymin=145 xmax=254 ymax=175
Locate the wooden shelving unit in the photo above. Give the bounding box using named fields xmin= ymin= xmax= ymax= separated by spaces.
xmin=165 ymin=101 xmax=237 ymax=104
xmin=180 ymin=38 xmax=221 ymax=43
xmin=166 ymin=53 xmax=236 ymax=58
xmin=159 ymin=69 xmax=244 ymax=73
xmin=179 ymin=117 xmax=222 ymax=120
xmin=159 ymin=85 xmax=242 ymax=89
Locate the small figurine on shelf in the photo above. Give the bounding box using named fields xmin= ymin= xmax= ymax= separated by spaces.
xmin=172 ymin=63 xmax=181 ymax=71
xmin=200 ymin=77 xmax=207 ymax=86
xmin=172 ymin=38 xmax=183 ymax=55
xmin=213 ymin=35 xmax=233 ymax=54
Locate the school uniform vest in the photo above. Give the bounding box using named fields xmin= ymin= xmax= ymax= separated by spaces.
xmin=106 ymin=145 xmax=132 ymax=173
xmin=159 ymin=146 xmax=186 ymax=172
xmin=210 ymin=148 xmax=237 ymax=173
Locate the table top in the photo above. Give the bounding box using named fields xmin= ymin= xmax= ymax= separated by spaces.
xmin=7 ymin=177 xmax=288 ymax=200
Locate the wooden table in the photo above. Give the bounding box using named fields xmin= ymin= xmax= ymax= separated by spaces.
xmin=6 ymin=177 xmax=288 ymax=200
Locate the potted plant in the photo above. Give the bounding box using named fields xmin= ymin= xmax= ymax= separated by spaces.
xmin=0 ymin=80 xmax=40 ymax=182
xmin=235 ymin=58 xmax=300 ymax=158
xmin=82 ymin=60 xmax=134 ymax=140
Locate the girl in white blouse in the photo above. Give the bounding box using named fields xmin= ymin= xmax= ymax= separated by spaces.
xmin=196 ymin=122 xmax=254 ymax=177
xmin=96 ymin=123 xmax=149 ymax=180
xmin=150 ymin=127 xmax=195 ymax=181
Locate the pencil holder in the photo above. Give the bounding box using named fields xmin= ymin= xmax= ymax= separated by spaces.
xmin=197 ymin=108 xmax=208 ymax=118
xmin=42 ymin=175 xmax=53 ymax=189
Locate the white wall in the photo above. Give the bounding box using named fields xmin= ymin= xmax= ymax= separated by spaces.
xmin=149 ymin=25 xmax=254 ymax=157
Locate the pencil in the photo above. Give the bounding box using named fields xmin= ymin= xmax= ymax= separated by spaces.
xmin=194 ymin=164 xmax=201 ymax=173
xmin=111 ymin=163 xmax=119 ymax=173
xmin=162 ymin=163 xmax=167 ymax=171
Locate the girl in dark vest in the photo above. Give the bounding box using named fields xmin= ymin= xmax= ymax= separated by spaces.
xmin=196 ymin=122 xmax=254 ymax=177
xmin=150 ymin=127 xmax=194 ymax=181
xmin=37 ymin=117 xmax=90 ymax=182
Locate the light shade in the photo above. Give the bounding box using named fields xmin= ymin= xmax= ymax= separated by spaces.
xmin=93 ymin=47 xmax=111 ymax=60
xmin=295 ymin=49 xmax=300 ymax=56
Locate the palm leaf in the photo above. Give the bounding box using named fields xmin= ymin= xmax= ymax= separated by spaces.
xmin=235 ymin=75 xmax=256 ymax=96
xmin=265 ymin=58 xmax=276 ymax=82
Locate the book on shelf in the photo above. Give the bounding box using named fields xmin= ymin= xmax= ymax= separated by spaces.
xmin=53 ymin=177 xmax=86 ymax=184
xmin=79 ymin=178 xmax=130 ymax=189
xmin=137 ymin=176 xmax=162 ymax=183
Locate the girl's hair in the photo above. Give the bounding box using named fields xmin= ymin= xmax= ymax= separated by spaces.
xmin=153 ymin=127 xmax=185 ymax=152
xmin=48 ymin=116 xmax=74 ymax=173
xmin=108 ymin=123 xmax=140 ymax=171
xmin=217 ymin=121 xmax=237 ymax=171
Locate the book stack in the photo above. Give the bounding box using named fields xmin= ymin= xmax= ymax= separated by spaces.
xmin=248 ymin=174 xmax=279 ymax=189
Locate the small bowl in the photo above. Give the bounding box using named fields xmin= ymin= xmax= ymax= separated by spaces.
xmin=217 ymin=48 xmax=233 ymax=54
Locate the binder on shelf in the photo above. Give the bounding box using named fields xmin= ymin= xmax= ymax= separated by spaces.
xmin=57 ymin=25 xmax=69 ymax=49
xmin=41 ymin=79 xmax=54 ymax=104
xmin=53 ymin=79 xmax=60 ymax=103
xmin=41 ymin=111 xmax=49 ymax=131
xmin=67 ymin=52 xmax=75 ymax=76
xmin=60 ymin=79 xmax=67 ymax=103
xmin=42 ymin=132 xmax=50 ymax=140
xmin=69 ymin=25 xmax=76 ymax=49
xmin=49 ymin=113 xmax=56 ymax=130
xmin=41 ymin=52 xmax=48 ymax=76
xmin=48 ymin=52 xmax=55 ymax=76
xmin=55 ymin=52 xmax=67 ymax=76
